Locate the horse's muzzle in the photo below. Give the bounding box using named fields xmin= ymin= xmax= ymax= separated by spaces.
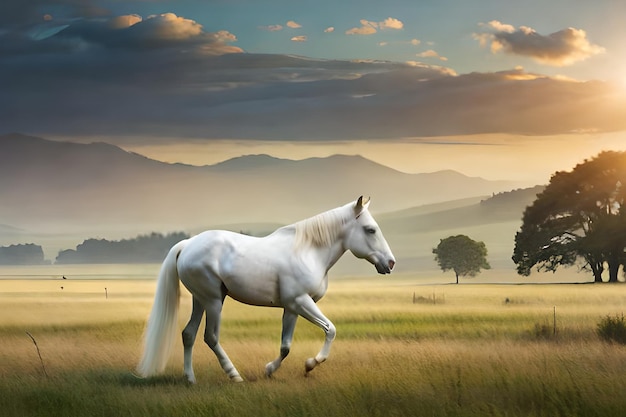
xmin=375 ymin=258 xmax=395 ymax=275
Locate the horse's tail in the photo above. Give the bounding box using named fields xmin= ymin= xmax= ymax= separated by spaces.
xmin=137 ymin=240 xmax=187 ymax=377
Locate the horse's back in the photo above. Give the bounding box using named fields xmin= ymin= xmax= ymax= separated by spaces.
xmin=177 ymin=230 xmax=286 ymax=307
xmin=177 ymin=230 xmax=244 ymax=275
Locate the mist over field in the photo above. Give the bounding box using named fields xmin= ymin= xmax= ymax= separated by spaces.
xmin=0 ymin=133 xmax=549 ymax=280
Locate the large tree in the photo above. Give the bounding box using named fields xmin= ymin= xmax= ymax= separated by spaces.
xmin=433 ymin=235 xmax=491 ymax=284
xmin=513 ymin=151 xmax=626 ymax=282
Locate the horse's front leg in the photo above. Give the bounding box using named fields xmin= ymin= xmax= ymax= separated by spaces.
xmin=265 ymin=309 xmax=298 ymax=377
xmin=289 ymin=294 xmax=336 ymax=375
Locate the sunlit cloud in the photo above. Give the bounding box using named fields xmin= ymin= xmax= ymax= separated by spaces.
xmin=417 ymin=49 xmax=447 ymax=61
xmin=379 ymin=17 xmax=403 ymax=30
xmin=291 ymin=35 xmax=307 ymax=42
xmin=500 ymin=66 xmax=545 ymax=81
xmin=346 ymin=19 xmax=378 ymax=35
xmin=44 ymin=12 xmax=243 ymax=55
xmin=474 ymin=20 xmax=605 ymax=66
xmin=140 ymin=13 xmax=203 ymax=40
xmin=405 ymin=61 xmax=457 ymax=76
xmin=107 ymin=14 xmax=142 ymax=29
xmin=346 ymin=17 xmax=403 ymax=35
xmin=324 ymin=27 xmax=334 ymax=33
xmin=286 ymin=20 xmax=302 ymax=29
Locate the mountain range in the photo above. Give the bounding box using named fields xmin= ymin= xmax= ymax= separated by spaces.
xmin=0 ymin=133 xmax=541 ymax=271
xmin=0 ymin=133 xmax=524 ymax=230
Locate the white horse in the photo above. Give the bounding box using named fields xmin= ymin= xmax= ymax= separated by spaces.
xmin=137 ymin=196 xmax=395 ymax=383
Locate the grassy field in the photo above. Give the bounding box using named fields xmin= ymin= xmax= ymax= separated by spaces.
xmin=2 ymin=271 xmax=626 ymax=417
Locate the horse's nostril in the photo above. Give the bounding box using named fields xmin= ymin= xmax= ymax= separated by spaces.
xmin=389 ymin=260 xmax=396 ymax=270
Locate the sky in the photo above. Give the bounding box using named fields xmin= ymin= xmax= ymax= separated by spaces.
xmin=2 ymin=0 xmax=626 ymax=184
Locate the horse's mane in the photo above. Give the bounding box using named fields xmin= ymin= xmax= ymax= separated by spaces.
xmin=293 ymin=205 xmax=350 ymax=251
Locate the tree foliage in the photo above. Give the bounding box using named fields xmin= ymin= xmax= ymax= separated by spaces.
xmin=512 ymin=151 xmax=626 ymax=282
xmin=55 ymin=232 xmax=189 ymax=264
xmin=0 ymin=243 xmax=47 ymax=265
xmin=433 ymin=235 xmax=490 ymax=283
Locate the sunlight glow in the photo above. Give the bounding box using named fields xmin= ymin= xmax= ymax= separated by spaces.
xmin=117 ymin=132 xmax=626 ymax=186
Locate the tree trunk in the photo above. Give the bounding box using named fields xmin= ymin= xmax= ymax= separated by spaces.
xmin=590 ymin=261 xmax=604 ymax=283
xmin=455 ymin=272 xmax=459 ymax=284
xmin=608 ymin=259 xmax=620 ymax=283
xmin=594 ymin=271 xmax=604 ymax=283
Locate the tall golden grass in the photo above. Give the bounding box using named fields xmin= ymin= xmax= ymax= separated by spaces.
xmin=2 ymin=274 xmax=626 ymax=416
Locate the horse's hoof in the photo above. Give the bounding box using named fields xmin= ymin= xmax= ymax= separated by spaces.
xmin=231 ymin=375 xmax=244 ymax=383
xmin=304 ymin=358 xmax=317 ymax=373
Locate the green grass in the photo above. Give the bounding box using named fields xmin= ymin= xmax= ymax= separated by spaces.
xmin=2 ymin=277 xmax=626 ymax=416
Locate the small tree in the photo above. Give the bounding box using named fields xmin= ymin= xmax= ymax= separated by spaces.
xmin=433 ymin=235 xmax=491 ymax=284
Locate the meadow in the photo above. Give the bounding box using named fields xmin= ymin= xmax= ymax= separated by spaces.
xmin=1 ymin=267 xmax=626 ymax=417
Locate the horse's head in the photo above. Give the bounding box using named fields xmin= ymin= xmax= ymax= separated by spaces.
xmin=344 ymin=196 xmax=396 ymax=274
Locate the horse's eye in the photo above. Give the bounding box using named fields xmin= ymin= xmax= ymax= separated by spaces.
xmin=364 ymin=227 xmax=376 ymax=235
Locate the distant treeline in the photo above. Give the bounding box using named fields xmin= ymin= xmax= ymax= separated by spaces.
xmin=56 ymin=232 xmax=189 ymax=264
xmin=0 ymin=232 xmax=189 ymax=265
xmin=0 ymin=243 xmax=48 ymax=265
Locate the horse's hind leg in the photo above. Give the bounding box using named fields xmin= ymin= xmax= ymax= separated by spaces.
xmin=203 ymin=296 xmax=244 ymax=382
xmin=182 ymin=296 xmax=204 ymax=383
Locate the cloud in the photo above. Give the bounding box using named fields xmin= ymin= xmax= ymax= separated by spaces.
xmin=346 ymin=19 xmax=378 ymax=35
xmin=107 ymin=14 xmax=142 ymax=29
xmin=7 ymin=12 xmax=243 ymax=56
xmin=405 ymin=61 xmax=457 ymax=76
xmin=259 ymin=24 xmax=283 ymax=32
xmin=379 ymin=17 xmax=403 ymax=30
xmin=0 ymin=10 xmax=623 ymax=142
xmin=346 ymin=17 xmax=403 ymax=35
xmin=0 ymin=0 xmax=109 ymax=29
xmin=286 ymin=20 xmax=302 ymax=29
xmin=474 ymin=20 xmax=605 ymax=66
xmin=417 ymin=49 xmax=448 ymax=61
xmin=291 ymin=35 xmax=307 ymax=42
xmin=380 ymin=38 xmax=421 ymax=47
xmin=139 ymin=13 xmax=203 ymax=40
xmin=324 ymin=27 xmax=335 ymax=33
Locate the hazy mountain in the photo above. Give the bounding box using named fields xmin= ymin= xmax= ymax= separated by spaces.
xmin=379 ymin=185 xmax=545 ymax=234
xmin=0 ymin=133 xmax=523 ymax=236
xmin=375 ymin=186 xmax=545 ymax=272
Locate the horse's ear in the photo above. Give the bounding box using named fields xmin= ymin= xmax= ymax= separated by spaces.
xmin=355 ymin=196 xmax=371 ymax=215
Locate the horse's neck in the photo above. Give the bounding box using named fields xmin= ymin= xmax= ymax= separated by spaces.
xmin=289 ymin=203 xmax=352 ymax=273
xmin=318 ymin=239 xmax=347 ymax=273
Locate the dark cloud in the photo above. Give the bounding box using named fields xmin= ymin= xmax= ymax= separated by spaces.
xmin=0 ymin=0 xmax=108 ymax=30
xmin=0 ymin=11 xmax=624 ymax=141
xmin=474 ymin=20 xmax=605 ymax=66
